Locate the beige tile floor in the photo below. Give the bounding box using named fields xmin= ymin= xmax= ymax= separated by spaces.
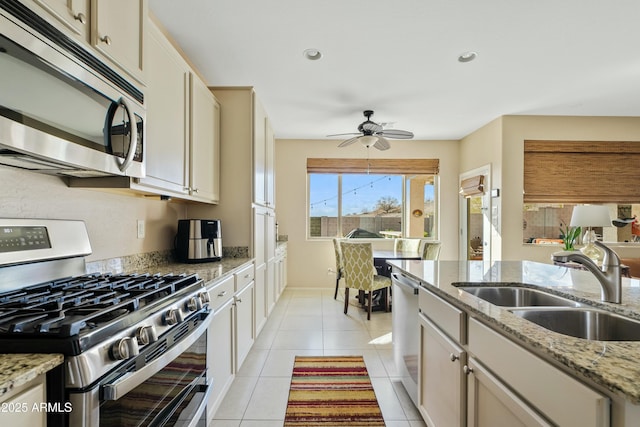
xmin=209 ymin=287 xmax=427 ymax=427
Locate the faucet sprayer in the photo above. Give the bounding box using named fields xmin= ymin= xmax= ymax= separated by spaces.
xmin=553 ymin=240 xmax=622 ymax=304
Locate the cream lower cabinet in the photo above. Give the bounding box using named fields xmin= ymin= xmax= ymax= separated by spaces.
xmin=254 ymin=263 xmax=267 ymax=336
xmin=419 ymin=312 xmax=466 ymax=427
xmin=467 ymin=317 xmax=609 ymax=427
xmin=206 ymin=274 xmax=235 ymax=424
xmin=1 ymin=374 xmax=47 ymax=427
xmin=234 ymin=264 xmax=255 ymax=370
xmin=466 ymin=357 xmax=552 ymax=427
xmin=419 ymin=287 xmax=610 ymax=427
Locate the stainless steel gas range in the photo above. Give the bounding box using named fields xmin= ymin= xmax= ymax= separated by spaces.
xmin=0 ymin=219 xmax=212 ymax=427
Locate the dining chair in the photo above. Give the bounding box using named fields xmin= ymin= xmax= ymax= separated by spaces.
xmin=420 ymin=241 xmax=441 ymax=260
xmin=340 ymin=241 xmax=391 ymax=320
xmin=394 ymin=238 xmax=421 ymax=253
xmin=332 ymin=238 xmax=344 ymax=299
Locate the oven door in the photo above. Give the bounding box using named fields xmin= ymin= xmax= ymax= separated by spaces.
xmin=68 ymin=310 xmax=212 ymax=427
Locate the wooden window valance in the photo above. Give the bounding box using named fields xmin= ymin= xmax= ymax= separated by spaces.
xmin=307 ymin=158 xmax=439 ymax=175
xmin=523 ymin=140 xmax=640 ymax=203
xmin=460 ymin=175 xmax=484 ymax=198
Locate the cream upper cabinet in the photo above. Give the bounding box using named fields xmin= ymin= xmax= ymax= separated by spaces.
xmin=210 ymin=87 xmax=277 ymax=251
xmin=136 ymin=18 xmax=219 ymax=204
xmin=140 ymin=19 xmax=189 ymax=195
xmin=252 ymin=94 xmax=275 ymax=208
xmin=32 ymin=0 xmax=90 ymax=39
xmin=190 ymin=75 xmax=220 ymax=203
xmin=90 ymin=0 xmax=146 ymax=81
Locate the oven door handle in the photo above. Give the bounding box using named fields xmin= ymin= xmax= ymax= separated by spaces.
xmin=102 ymin=311 xmax=212 ymax=401
xmin=149 ymin=380 xmax=213 ymax=427
xmin=183 ymin=382 xmax=213 ymax=427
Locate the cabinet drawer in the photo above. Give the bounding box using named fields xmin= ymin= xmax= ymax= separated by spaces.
xmin=468 ymin=317 xmax=610 ymax=427
xmin=234 ymin=263 xmax=255 ymax=291
xmin=419 ymin=287 xmax=466 ymax=343
xmin=207 ymin=275 xmax=234 ymax=312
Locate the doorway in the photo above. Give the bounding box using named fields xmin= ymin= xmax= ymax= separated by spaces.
xmin=459 ymin=165 xmax=491 ymax=262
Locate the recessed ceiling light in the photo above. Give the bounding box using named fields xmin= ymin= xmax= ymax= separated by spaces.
xmin=303 ymin=48 xmax=322 ymax=61
xmin=458 ymin=51 xmax=477 ymax=63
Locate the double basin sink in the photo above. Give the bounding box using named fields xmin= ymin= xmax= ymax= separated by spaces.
xmin=458 ymin=285 xmax=640 ymax=341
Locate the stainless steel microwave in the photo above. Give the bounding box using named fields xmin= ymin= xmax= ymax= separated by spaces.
xmin=0 ymin=1 xmax=145 ymax=178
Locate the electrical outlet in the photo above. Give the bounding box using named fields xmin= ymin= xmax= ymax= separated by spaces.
xmin=137 ymin=220 xmax=145 ymax=239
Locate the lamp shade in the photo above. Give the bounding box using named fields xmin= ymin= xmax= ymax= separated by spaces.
xmin=570 ymin=205 xmax=612 ymax=227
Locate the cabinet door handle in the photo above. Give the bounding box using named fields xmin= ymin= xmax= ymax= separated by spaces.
xmin=463 ymin=365 xmax=474 ymax=375
xmin=236 ymin=298 xmax=242 ymax=303
xmin=74 ymin=12 xmax=86 ymax=24
xmin=100 ymin=35 xmax=112 ymax=46
xmin=217 ymin=290 xmax=227 ymax=297
xmin=192 ymin=188 xmax=199 ymax=193
xmin=450 ymin=353 xmax=459 ymax=362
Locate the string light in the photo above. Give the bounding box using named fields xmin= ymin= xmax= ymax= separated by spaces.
xmin=310 ymin=175 xmax=392 ymax=210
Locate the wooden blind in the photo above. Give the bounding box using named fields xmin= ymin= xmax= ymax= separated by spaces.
xmin=523 ymin=140 xmax=640 ymax=203
xmin=307 ymin=158 xmax=439 ymax=175
xmin=460 ymin=175 xmax=484 ymax=197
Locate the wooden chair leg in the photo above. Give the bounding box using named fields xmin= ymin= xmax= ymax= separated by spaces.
xmin=344 ymin=287 xmax=350 ymax=315
xmin=384 ymin=288 xmax=390 ymax=312
xmin=367 ymin=291 xmax=372 ymax=320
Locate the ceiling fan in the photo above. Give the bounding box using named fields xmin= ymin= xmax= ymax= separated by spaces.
xmin=328 ymin=110 xmax=414 ymax=151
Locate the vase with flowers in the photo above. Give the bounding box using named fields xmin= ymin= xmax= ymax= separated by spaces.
xmin=559 ymin=222 xmax=581 ymax=251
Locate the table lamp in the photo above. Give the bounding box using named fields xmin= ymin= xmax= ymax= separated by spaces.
xmin=569 ymin=205 xmax=612 ymax=263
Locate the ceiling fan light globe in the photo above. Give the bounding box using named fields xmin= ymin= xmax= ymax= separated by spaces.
xmin=360 ymin=135 xmax=378 ymax=147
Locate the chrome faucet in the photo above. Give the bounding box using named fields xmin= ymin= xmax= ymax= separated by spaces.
xmin=553 ymin=240 xmax=622 ymax=303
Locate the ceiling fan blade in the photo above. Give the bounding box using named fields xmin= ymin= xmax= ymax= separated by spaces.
xmin=378 ymin=129 xmax=414 ymax=139
xmin=338 ymin=136 xmax=360 ymax=147
xmin=326 ymin=132 xmax=361 ymax=137
xmin=373 ymin=136 xmax=390 ymax=151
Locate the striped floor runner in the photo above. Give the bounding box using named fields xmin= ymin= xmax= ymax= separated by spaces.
xmin=284 ymin=355 xmax=386 ymax=426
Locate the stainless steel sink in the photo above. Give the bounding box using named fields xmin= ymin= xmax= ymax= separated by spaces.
xmin=510 ymin=308 xmax=640 ymax=341
xmin=458 ymin=286 xmax=582 ymax=308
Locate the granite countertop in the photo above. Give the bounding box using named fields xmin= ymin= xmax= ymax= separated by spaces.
xmin=388 ymin=259 xmax=640 ymax=405
xmin=0 ymin=354 xmax=63 ymax=399
xmin=126 ymin=257 xmax=254 ymax=283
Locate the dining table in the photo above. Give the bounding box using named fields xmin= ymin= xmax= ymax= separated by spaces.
xmin=372 ymin=249 xmax=422 ymax=278
xmin=370 ymin=249 xmax=421 ymax=311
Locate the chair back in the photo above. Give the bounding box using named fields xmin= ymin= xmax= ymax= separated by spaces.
xmin=420 ymin=241 xmax=441 ymax=260
xmin=394 ymin=238 xmax=421 ymax=253
xmin=332 ymin=238 xmax=344 ymax=274
xmin=340 ymin=241 xmax=377 ymax=291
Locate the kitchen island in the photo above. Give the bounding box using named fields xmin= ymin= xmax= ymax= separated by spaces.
xmin=389 ymin=259 xmax=640 ymax=427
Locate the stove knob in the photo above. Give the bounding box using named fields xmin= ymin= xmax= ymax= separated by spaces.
xmin=186 ymin=295 xmax=203 ymax=312
xmin=136 ymin=325 xmax=158 ymax=346
xmin=198 ymin=291 xmax=210 ymax=305
xmin=164 ymin=308 xmax=183 ymax=325
xmin=109 ymin=337 xmax=139 ymax=361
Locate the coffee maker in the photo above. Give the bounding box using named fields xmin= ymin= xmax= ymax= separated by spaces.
xmin=176 ymin=219 xmax=222 ymax=263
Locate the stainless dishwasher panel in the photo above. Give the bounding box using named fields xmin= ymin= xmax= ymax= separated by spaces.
xmin=392 ymin=272 xmax=420 ymax=407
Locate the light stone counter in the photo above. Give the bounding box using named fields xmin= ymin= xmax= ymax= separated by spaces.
xmin=388 ymin=260 xmax=640 ymax=404
xmin=0 ymin=354 xmax=63 ymax=399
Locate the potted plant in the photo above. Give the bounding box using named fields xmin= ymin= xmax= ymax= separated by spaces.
xmin=559 ymin=222 xmax=581 ymax=251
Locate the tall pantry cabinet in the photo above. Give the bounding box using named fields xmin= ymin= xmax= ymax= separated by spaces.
xmin=205 ymin=87 xmax=277 ymax=335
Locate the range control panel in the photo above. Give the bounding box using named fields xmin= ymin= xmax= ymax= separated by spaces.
xmin=0 ymin=226 xmax=51 ymax=253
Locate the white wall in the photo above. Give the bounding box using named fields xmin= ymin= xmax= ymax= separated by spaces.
xmin=275 ymin=138 xmax=460 ymax=288
xmin=0 ymin=167 xmax=187 ymax=261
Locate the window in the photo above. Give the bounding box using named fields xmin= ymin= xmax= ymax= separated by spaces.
xmin=308 ymin=170 xmax=438 ymax=239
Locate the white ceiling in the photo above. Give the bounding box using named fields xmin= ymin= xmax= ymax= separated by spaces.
xmin=149 ymin=0 xmax=640 ymax=142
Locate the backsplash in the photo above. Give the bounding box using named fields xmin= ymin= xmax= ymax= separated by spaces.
xmin=86 ymin=247 xmax=250 ymax=274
